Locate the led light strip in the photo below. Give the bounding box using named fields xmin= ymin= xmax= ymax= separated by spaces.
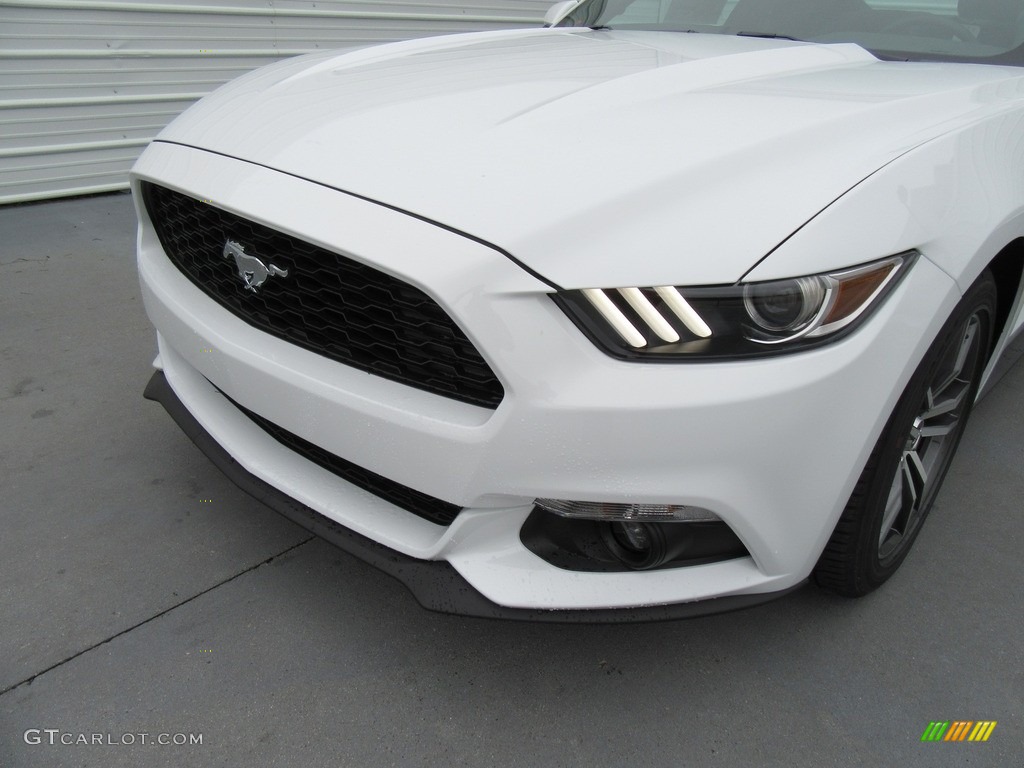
xmin=582 ymin=288 xmax=646 ymax=347
xmin=619 ymin=288 xmax=680 ymax=342
xmin=583 ymin=286 xmax=715 ymax=347
xmin=654 ymin=286 xmax=713 ymax=338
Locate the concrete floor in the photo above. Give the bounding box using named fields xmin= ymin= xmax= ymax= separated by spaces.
xmin=1 ymin=192 xmax=1021 ymax=767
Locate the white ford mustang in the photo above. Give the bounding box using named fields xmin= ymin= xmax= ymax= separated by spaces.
xmin=132 ymin=0 xmax=1024 ymax=620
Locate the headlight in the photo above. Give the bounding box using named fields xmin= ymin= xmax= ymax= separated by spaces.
xmin=553 ymin=252 xmax=915 ymax=359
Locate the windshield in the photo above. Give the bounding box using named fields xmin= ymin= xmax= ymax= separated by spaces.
xmin=557 ymin=0 xmax=1024 ymax=64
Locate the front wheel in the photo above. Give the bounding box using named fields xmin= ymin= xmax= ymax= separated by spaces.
xmin=814 ymin=270 xmax=996 ymax=596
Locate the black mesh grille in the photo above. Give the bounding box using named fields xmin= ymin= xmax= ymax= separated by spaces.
xmin=222 ymin=389 xmax=461 ymax=527
xmin=142 ymin=182 xmax=504 ymax=409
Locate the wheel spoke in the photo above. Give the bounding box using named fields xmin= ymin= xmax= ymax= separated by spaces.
xmin=900 ymin=454 xmax=919 ymax=523
xmin=904 ymin=449 xmax=927 ymax=506
xmin=952 ymin=319 xmax=978 ymax=380
xmin=918 ymin=421 xmax=956 ymax=439
xmin=881 ymin=447 xmax=931 ymax=551
xmin=919 ymin=381 xmax=967 ymax=423
xmin=929 ymin=318 xmax=978 ymax=398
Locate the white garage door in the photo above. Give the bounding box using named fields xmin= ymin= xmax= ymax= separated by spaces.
xmin=0 ymin=0 xmax=548 ymax=204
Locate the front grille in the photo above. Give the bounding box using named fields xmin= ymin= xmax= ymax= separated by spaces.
xmin=222 ymin=389 xmax=462 ymax=527
xmin=142 ymin=182 xmax=504 ymax=409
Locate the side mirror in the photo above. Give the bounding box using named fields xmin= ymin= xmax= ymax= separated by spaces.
xmin=544 ymin=0 xmax=580 ymax=26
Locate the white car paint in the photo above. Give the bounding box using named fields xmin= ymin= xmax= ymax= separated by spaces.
xmin=132 ymin=25 xmax=1024 ymax=613
xmin=157 ymin=30 xmax=1024 ymax=289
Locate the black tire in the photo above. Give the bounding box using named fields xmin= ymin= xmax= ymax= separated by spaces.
xmin=814 ymin=269 xmax=997 ymax=596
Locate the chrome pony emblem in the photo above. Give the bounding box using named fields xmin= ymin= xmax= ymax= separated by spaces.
xmin=222 ymin=239 xmax=289 ymax=294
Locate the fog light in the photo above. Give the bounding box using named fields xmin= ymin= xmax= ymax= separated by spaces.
xmin=611 ymin=521 xmax=651 ymax=552
xmin=600 ymin=521 xmax=695 ymax=570
xmin=535 ymin=498 xmax=720 ymax=523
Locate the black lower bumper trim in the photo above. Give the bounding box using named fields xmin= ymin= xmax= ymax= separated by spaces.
xmin=144 ymin=370 xmax=805 ymax=622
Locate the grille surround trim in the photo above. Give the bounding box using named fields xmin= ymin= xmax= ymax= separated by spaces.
xmin=142 ymin=182 xmax=505 ymax=409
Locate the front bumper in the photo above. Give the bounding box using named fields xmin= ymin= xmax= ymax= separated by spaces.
xmin=133 ymin=141 xmax=961 ymax=615
xmin=143 ymin=370 xmax=804 ymax=621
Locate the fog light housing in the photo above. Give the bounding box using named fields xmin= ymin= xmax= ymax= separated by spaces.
xmin=521 ymin=503 xmax=748 ymax=573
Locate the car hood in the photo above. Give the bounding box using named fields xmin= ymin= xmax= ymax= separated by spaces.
xmin=157 ymin=29 xmax=1024 ymax=287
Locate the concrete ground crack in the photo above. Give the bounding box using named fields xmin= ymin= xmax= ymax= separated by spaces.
xmin=0 ymin=536 xmax=315 ymax=697
xmin=0 ymin=254 xmax=53 ymax=266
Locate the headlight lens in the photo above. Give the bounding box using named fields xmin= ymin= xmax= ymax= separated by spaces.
xmin=554 ymin=252 xmax=915 ymax=359
xmin=743 ymin=276 xmax=826 ymax=336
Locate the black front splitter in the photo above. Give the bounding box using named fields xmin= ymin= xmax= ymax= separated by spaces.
xmin=144 ymin=370 xmax=804 ymax=623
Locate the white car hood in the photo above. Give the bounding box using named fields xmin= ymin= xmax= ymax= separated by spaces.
xmin=158 ymin=29 xmax=1024 ymax=287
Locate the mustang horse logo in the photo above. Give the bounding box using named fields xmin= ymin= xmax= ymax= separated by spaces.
xmin=222 ymin=239 xmax=288 ymax=293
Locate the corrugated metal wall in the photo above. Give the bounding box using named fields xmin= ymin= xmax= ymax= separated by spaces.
xmin=0 ymin=0 xmax=548 ymax=204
